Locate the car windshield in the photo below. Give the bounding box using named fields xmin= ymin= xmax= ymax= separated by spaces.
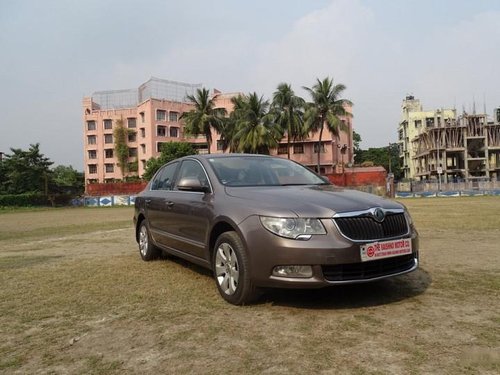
xmin=208 ymin=156 xmax=328 ymax=187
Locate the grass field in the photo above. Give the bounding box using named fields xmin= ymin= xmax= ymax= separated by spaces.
xmin=0 ymin=198 xmax=499 ymax=374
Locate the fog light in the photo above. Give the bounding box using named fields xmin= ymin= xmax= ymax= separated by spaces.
xmin=272 ymin=265 xmax=313 ymax=278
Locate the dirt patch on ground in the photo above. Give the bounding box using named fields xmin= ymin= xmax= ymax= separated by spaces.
xmin=0 ymin=201 xmax=499 ymax=374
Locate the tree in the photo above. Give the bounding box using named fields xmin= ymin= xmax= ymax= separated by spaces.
xmin=355 ymin=143 xmax=402 ymax=180
xmin=181 ymin=88 xmax=227 ymax=154
xmin=271 ymin=83 xmax=306 ymax=159
xmin=353 ymin=130 xmax=362 ymax=163
xmin=232 ymin=93 xmax=282 ymax=154
xmin=303 ymin=77 xmax=352 ymax=173
xmin=51 ymin=165 xmax=84 ymax=194
xmin=114 ymin=118 xmax=135 ymax=179
xmin=0 ymin=143 xmax=53 ymax=194
xmin=143 ymin=142 xmax=197 ymax=181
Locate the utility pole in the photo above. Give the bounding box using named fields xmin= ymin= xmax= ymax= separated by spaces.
xmin=437 ymin=109 xmax=442 ymax=192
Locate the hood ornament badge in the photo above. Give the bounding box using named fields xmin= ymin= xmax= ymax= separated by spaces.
xmin=372 ymin=208 xmax=386 ymax=223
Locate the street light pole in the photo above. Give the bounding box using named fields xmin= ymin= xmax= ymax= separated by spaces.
xmin=437 ymin=110 xmax=442 ymax=192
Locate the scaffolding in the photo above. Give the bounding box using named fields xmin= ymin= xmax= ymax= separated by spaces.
xmin=91 ymin=77 xmax=202 ymax=110
xmin=411 ymin=113 xmax=500 ymax=182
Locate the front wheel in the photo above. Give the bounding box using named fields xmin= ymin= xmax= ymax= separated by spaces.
xmin=213 ymin=231 xmax=260 ymax=305
xmin=138 ymin=221 xmax=160 ymax=261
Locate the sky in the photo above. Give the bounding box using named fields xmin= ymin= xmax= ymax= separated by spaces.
xmin=1 ymin=0 xmax=499 ymax=170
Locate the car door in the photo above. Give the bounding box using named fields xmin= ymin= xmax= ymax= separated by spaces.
xmin=146 ymin=161 xmax=179 ymax=248
xmin=163 ymin=159 xmax=212 ymax=260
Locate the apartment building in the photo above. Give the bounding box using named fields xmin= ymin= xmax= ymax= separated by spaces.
xmin=398 ymin=96 xmax=455 ymax=179
xmin=83 ymin=77 xmax=353 ymax=185
xmin=398 ymin=96 xmax=500 ymax=182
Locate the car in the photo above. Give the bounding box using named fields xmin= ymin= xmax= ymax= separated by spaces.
xmin=133 ymin=154 xmax=419 ymax=305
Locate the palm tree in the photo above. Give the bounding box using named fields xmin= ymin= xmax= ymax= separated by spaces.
xmin=303 ymin=77 xmax=352 ymax=173
xmin=180 ymin=88 xmax=226 ymax=154
xmin=217 ymin=95 xmax=248 ymax=153
xmin=232 ymin=93 xmax=281 ymax=154
xmin=271 ymin=83 xmax=306 ymax=159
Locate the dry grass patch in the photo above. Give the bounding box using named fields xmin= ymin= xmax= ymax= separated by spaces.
xmin=0 ymin=200 xmax=499 ymax=374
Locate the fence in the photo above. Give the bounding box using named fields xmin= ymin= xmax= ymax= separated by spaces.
xmin=395 ymin=180 xmax=500 ymax=198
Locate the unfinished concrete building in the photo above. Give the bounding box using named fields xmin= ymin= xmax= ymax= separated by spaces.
xmin=411 ymin=110 xmax=500 ymax=182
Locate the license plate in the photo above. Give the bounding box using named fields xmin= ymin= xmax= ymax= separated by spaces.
xmin=360 ymin=238 xmax=412 ymax=262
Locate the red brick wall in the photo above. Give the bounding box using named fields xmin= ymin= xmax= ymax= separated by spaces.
xmin=325 ymin=168 xmax=387 ymax=187
xmin=86 ymin=182 xmax=147 ymax=196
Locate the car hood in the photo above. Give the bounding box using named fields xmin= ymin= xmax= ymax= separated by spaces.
xmin=225 ymin=185 xmax=402 ymax=218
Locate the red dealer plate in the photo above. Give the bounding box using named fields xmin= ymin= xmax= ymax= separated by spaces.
xmin=360 ymin=238 xmax=412 ymax=262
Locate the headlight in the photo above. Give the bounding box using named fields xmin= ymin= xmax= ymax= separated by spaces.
xmin=260 ymin=216 xmax=326 ymax=239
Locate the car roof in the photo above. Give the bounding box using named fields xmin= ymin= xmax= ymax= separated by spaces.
xmin=191 ymin=153 xmax=275 ymax=160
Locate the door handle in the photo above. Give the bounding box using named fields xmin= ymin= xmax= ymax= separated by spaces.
xmin=145 ymin=199 xmax=152 ymax=204
xmin=165 ymin=201 xmax=174 ymax=207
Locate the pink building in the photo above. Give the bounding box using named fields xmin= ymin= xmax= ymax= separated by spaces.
xmin=82 ymin=77 xmax=353 ymax=186
xmin=271 ymin=113 xmax=353 ymax=175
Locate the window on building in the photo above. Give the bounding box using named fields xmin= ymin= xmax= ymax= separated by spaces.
xmin=425 ymin=118 xmax=434 ymax=127
xmin=313 ymin=143 xmax=326 ymax=153
xmin=169 ymin=111 xmax=179 ymax=122
xmin=140 ymin=112 xmax=145 ymax=122
xmin=127 ymin=118 xmax=137 ymax=128
xmin=88 ymin=164 xmax=97 ymax=174
xmin=128 ymin=132 xmax=137 ymax=142
xmin=156 ymin=110 xmax=166 ymax=121
xmin=129 ymin=148 xmax=138 ymax=157
xmin=140 ymin=144 xmax=146 ymax=153
xmin=277 ymin=145 xmax=287 ymax=154
xmin=104 ymin=134 xmax=113 ymax=144
xmin=157 ymin=125 xmax=167 ymax=137
xmin=399 ymin=130 xmax=404 ymax=140
xmin=87 ymin=135 xmax=96 ymax=145
xmin=157 ymin=142 xmax=165 ymax=152
xmin=105 ymin=149 xmax=113 ymax=158
xmin=415 ymin=120 xmax=422 ymax=128
xmin=217 ymin=140 xmax=224 ymax=151
xmin=105 ymin=163 xmax=114 ymax=173
xmin=169 ymin=127 xmax=179 ymax=138
xmin=87 ymin=121 xmax=96 ymax=131
xmin=88 ymin=150 xmax=97 ymax=159
xmin=104 ymin=119 xmax=112 ymax=129
xmin=141 ymin=159 xmax=146 ymax=169
xmin=293 ymin=144 xmax=304 ymax=154
xmin=140 ymin=128 xmax=146 ymax=138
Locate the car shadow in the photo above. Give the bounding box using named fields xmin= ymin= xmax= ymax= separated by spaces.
xmin=260 ymin=268 xmax=432 ymax=309
xmin=160 ymin=255 xmax=431 ymax=309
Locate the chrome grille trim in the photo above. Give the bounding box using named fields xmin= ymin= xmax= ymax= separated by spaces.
xmin=332 ymin=208 xmax=410 ymax=243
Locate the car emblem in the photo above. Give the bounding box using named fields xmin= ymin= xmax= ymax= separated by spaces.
xmin=372 ymin=208 xmax=386 ymax=223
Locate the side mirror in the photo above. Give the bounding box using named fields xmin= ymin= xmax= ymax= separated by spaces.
xmin=177 ymin=177 xmax=210 ymax=193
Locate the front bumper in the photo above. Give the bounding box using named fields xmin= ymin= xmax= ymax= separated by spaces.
xmin=239 ymin=216 xmax=419 ymax=288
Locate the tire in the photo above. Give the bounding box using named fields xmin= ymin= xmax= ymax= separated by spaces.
xmin=212 ymin=231 xmax=260 ymax=305
xmin=138 ymin=221 xmax=161 ymax=261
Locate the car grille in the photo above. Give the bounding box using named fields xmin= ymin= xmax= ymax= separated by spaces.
xmin=333 ymin=213 xmax=408 ymax=241
xmin=322 ymin=254 xmax=416 ymax=282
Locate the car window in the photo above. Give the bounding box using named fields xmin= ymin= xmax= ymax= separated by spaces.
xmin=151 ymin=162 xmax=178 ymax=191
xmin=208 ymin=157 xmax=326 ymax=186
xmin=175 ymin=160 xmax=210 ymax=190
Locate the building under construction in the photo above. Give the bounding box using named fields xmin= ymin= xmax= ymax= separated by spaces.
xmin=399 ymin=97 xmax=500 ymax=183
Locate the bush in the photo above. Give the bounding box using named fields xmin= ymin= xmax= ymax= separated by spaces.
xmin=0 ymin=193 xmax=74 ymax=207
xmin=0 ymin=193 xmax=48 ymax=207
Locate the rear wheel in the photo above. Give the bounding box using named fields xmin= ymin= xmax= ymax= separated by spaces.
xmin=213 ymin=231 xmax=260 ymax=305
xmin=138 ymin=221 xmax=160 ymax=261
